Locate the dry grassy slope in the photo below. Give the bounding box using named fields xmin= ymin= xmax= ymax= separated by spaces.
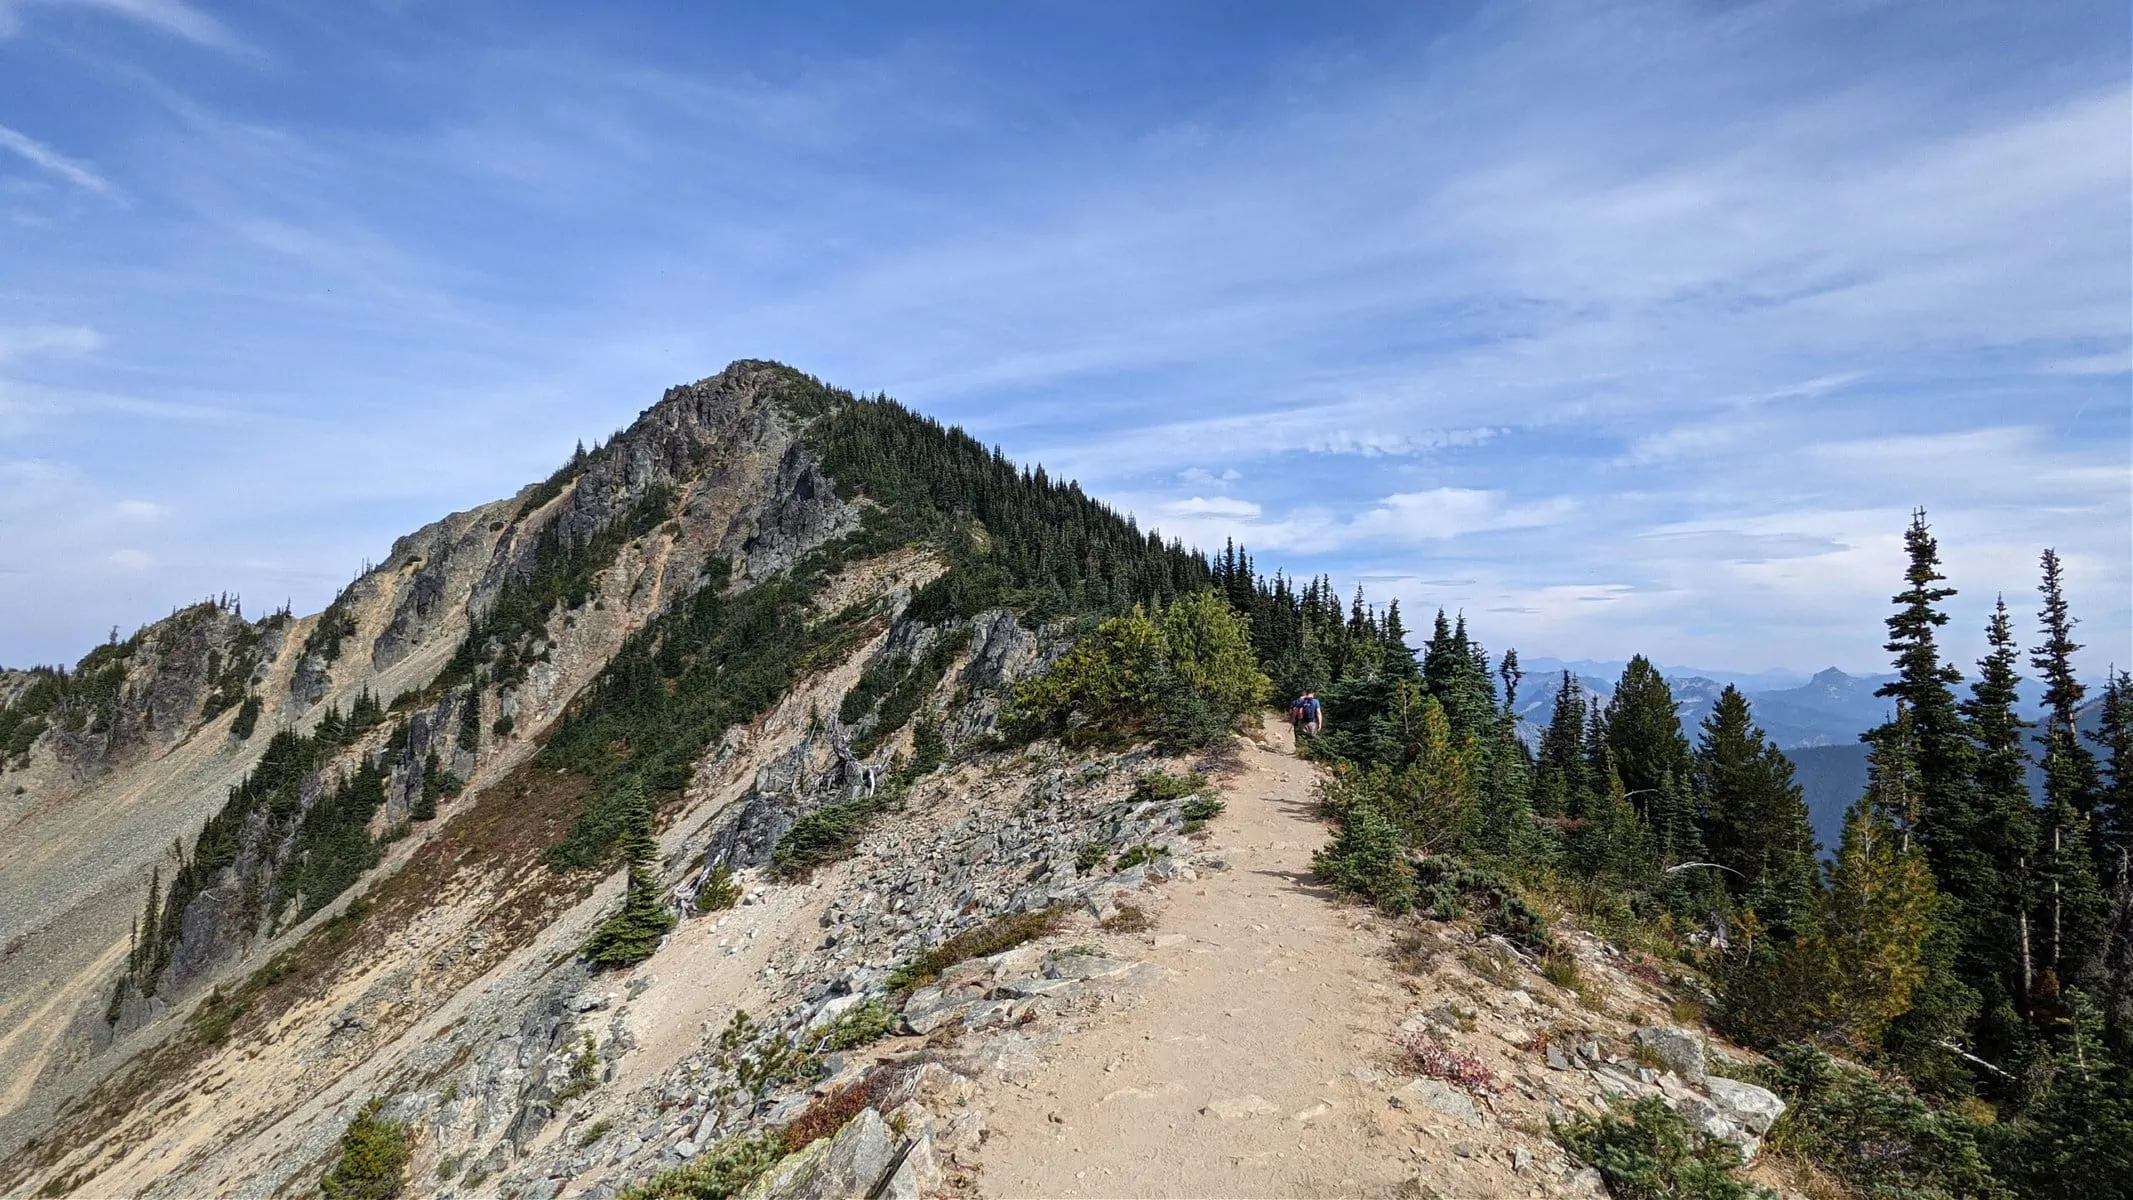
xmin=20 ymin=550 xmax=942 ymax=1200
xmin=0 ymin=496 xmax=513 ymax=1143
xmin=0 ymin=362 xmax=847 ymax=1174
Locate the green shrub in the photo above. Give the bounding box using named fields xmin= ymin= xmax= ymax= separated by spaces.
xmin=1179 ymin=793 xmax=1224 ymax=823
xmin=578 ymin=1120 xmax=613 ymax=1149
xmin=618 ymin=1132 xmax=785 ymax=1200
xmin=1753 ymin=1043 xmax=2004 ymax=1200
xmin=553 ymin=1036 xmax=600 ymax=1103
xmin=1009 ymin=594 xmax=1269 ymax=751
xmin=1133 ymin=769 xmax=1210 ymax=803
xmin=1553 ymin=1095 xmax=1770 ymax=1200
xmin=1075 ymin=841 xmax=1110 ymax=874
xmin=696 ymin=865 xmax=739 ymax=912
xmin=319 ymin=1097 xmax=412 ymax=1200
xmin=1412 ymin=855 xmax=1554 ymax=954
xmin=1312 ymin=798 xmax=1414 ymax=914
xmin=886 ymin=906 xmax=1069 ymax=995
xmin=770 ymin=797 xmax=879 ymax=879
xmin=1114 ymin=843 xmax=1167 ymax=870
xmin=812 ymin=999 xmax=896 ymax=1052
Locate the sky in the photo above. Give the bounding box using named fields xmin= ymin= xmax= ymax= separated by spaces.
xmin=0 ymin=0 xmax=2127 ymax=678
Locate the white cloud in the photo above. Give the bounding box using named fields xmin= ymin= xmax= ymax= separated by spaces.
xmin=1350 ymin=489 xmax=1573 ymax=543
xmin=0 ymin=0 xmax=250 ymax=54
xmin=105 ymin=547 xmax=154 ymax=571
xmin=0 ymin=324 xmax=102 ymax=364
xmin=1136 ymin=486 xmax=1573 ymax=556
xmin=0 ymin=124 xmax=117 ymax=196
xmin=113 ymin=499 xmax=165 ymax=520
xmin=1177 ymin=466 xmax=1241 ymax=489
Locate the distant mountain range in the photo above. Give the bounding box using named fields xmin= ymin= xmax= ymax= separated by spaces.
xmin=1513 ymin=659 xmax=1899 ymax=750
xmin=1511 ymin=656 xmax=2110 ymax=856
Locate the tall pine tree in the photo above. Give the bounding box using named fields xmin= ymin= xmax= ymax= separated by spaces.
xmin=583 ymin=786 xmax=676 ymax=970
xmin=1872 ymin=511 xmax=1980 ymax=875
xmin=2029 ymin=549 xmax=2107 ymax=1021
xmin=1955 ymin=597 xmax=2043 ymax=1040
xmin=1603 ymin=657 xmax=1697 ymax=857
xmin=1694 ymin=686 xmax=1819 ymax=936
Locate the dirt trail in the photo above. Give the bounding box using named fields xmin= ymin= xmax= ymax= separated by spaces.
xmin=977 ymin=718 xmax=1423 ymax=1199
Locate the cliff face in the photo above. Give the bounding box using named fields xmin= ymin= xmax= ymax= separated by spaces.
xmin=0 ymin=361 xmax=863 ymax=1170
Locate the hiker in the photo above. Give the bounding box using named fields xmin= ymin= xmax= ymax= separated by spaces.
xmin=1290 ymin=690 xmax=1322 ymax=737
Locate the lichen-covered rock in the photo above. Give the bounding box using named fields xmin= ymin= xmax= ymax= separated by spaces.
xmin=1703 ymin=1075 xmax=1785 ymax=1136
xmin=1632 ymin=1025 xmax=1708 ymax=1083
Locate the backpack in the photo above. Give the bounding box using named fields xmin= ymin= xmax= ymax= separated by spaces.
xmin=1290 ymin=700 xmax=1308 ymax=722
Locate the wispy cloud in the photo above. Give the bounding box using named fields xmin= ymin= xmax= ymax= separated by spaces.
xmin=0 ymin=324 xmax=103 ymax=363
xmin=0 ymin=0 xmax=250 ymax=55
xmin=0 ymin=1 xmax=2122 ymax=673
xmin=0 ymin=124 xmax=117 ymax=196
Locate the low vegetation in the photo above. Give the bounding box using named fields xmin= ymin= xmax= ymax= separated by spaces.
xmin=1007 ymin=591 xmax=1269 ymax=751
xmin=318 ymin=1097 xmax=412 ymax=1200
xmin=1553 ymin=1095 xmax=1770 ymax=1200
xmin=885 ymin=906 xmax=1070 ymax=995
xmin=616 ymin=1132 xmax=783 ymax=1200
xmin=810 ymin=1000 xmax=896 ymax=1053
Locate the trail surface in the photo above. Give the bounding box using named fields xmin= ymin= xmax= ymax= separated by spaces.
xmin=977 ymin=718 xmax=1422 ymax=1199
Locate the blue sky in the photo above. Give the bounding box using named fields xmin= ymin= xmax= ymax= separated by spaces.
xmin=1 ymin=0 xmax=2127 ymax=678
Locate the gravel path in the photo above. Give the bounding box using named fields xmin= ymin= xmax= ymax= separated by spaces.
xmin=976 ymin=718 xmax=1425 ymax=1199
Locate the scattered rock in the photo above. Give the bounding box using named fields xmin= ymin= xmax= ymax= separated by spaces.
xmin=1631 ymin=1026 xmax=1707 ymax=1083
xmin=1388 ymin=1078 xmax=1482 ymax=1127
xmin=1201 ymin=1094 xmax=1279 ymax=1120
xmin=1044 ymin=953 xmax=1135 ymax=981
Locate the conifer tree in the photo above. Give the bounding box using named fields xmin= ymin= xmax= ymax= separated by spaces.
xmin=1574 ymin=766 xmax=1653 ymax=886
xmin=1957 ymin=597 xmax=2043 ymax=1032
xmin=2029 ymin=549 xmax=2108 ymax=1012
xmin=1694 ymin=686 xmax=1818 ymax=935
xmin=1603 ymin=657 xmax=1695 ymax=850
xmin=1820 ymin=717 xmax=1945 ymax=1053
xmin=2032 ymin=549 xmax=2101 ymax=819
xmin=2097 ymin=670 xmax=2133 ymax=855
xmin=1872 ymin=510 xmax=1978 ymax=874
xmin=1533 ymin=673 xmax=1592 ymax=818
xmin=583 ymin=786 xmax=676 ymax=970
xmin=1380 ymin=599 xmax=1419 ymax=681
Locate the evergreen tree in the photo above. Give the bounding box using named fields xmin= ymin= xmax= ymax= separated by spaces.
xmin=2097 ymin=670 xmax=2133 ymax=856
xmin=1313 ymin=791 xmax=1415 ymax=913
xmin=1603 ymin=657 xmax=1695 ymax=852
xmin=411 ymin=750 xmax=441 ymax=821
xmin=1694 ymin=687 xmax=1819 ymax=936
xmin=582 ymin=786 xmax=676 ymax=970
xmin=1573 ymin=766 xmax=1653 ymax=886
xmin=2032 ymin=549 xmax=2100 ymax=819
xmin=2029 ymin=549 xmax=2107 ymax=1013
xmin=456 ymin=688 xmax=482 ymax=754
xmin=1533 ymin=673 xmax=1593 ymax=818
xmin=1872 ymin=510 xmax=1979 ymax=877
xmin=1956 ymin=598 xmax=2043 ymax=1042
xmin=1820 ymin=719 xmax=1946 ymax=1054
xmin=1380 ymin=599 xmax=1419 ymax=681
xmin=319 ymin=1096 xmax=411 ymax=1200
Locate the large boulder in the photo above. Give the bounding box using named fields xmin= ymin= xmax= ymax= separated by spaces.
xmin=1704 ymin=1076 xmax=1786 ymax=1136
xmin=741 ymin=1107 xmax=896 ymax=1200
xmin=1632 ymin=1026 xmax=1708 ymax=1083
